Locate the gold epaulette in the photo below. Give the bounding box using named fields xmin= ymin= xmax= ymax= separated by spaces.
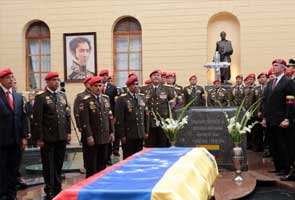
xmin=164 ymin=84 xmax=174 ymax=88
xmin=286 ymin=95 xmax=294 ymax=99
xmin=138 ymin=93 xmax=144 ymax=96
xmin=120 ymin=93 xmax=127 ymax=96
xmin=36 ymin=91 xmax=45 ymax=96
xmin=83 ymin=95 xmax=91 ymax=100
xmin=102 ymin=94 xmax=109 ymax=98
xmin=58 ymin=90 xmax=65 ymax=94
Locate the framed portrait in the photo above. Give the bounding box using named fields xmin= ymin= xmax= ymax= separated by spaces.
xmin=63 ymin=32 xmax=97 ymax=82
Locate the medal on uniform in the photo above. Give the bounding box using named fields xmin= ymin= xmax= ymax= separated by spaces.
xmin=89 ymin=101 xmax=96 ymax=111
xmin=159 ymin=92 xmax=167 ymax=100
xmin=187 ymin=88 xmax=192 ymax=95
xmin=127 ymin=100 xmax=133 ymax=112
xmin=219 ymin=92 xmax=224 ymax=97
xmin=45 ymin=96 xmax=53 ymax=104
xmin=139 ymin=100 xmax=145 ymax=106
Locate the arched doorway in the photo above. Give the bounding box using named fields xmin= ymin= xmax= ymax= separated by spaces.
xmin=207 ymin=12 xmax=240 ymax=84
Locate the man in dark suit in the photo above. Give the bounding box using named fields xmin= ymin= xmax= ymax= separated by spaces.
xmin=262 ymin=59 xmax=295 ymax=176
xmin=33 ymin=72 xmax=71 ymax=200
xmin=0 ymin=68 xmax=27 ymax=200
xmin=99 ymin=69 xmax=119 ymax=161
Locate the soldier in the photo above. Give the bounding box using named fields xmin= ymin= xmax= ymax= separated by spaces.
xmin=144 ymin=70 xmax=176 ymax=147
xmin=229 ymin=75 xmax=245 ymax=106
xmin=79 ymin=76 xmax=115 ymax=177
xmin=166 ymin=72 xmax=184 ymax=108
xmin=281 ymin=59 xmax=295 ymax=181
xmin=140 ymin=79 xmax=152 ymax=94
xmin=73 ymin=77 xmax=92 ymax=172
xmin=73 ymin=77 xmax=92 ymax=133
xmin=207 ymin=80 xmax=228 ymax=107
xmin=161 ymin=71 xmax=167 ymax=84
xmin=99 ymin=69 xmax=119 ymax=159
xmin=268 ymin=68 xmax=276 ymax=81
xmin=243 ymin=73 xmax=257 ymax=149
xmin=32 ymin=72 xmax=71 ymax=200
xmin=183 ymin=75 xmax=205 ymax=107
xmin=252 ymin=72 xmax=268 ymax=152
xmin=116 ymin=76 xmax=149 ymax=159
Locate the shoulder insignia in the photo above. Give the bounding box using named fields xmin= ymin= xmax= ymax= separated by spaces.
xmin=120 ymin=93 xmax=127 ymax=96
xmin=36 ymin=91 xmax=45 ymax=96
xmin=208 ymin=89 xmax=213 ymax=92
xmin=83 ymin=95 xmax=91 ymax=100
xmin=102 ymin=94 xmax=109 ymax=98
xmin=138 ymin=93 xmax=144 ymax=96
xmin=164 ymin=84 xmax=174 ymax=88
xmin=58 ymin=90 xmax=65 ymax=94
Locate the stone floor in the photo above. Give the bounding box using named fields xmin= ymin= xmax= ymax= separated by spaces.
xmin=17 ymin=150 xmax=295 ymax=200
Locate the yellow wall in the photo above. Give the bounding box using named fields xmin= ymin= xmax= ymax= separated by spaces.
xmin=1 ymin=0 xmax=295 ymax=100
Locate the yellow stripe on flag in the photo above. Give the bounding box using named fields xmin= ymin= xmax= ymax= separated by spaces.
xmin=151 ymin=148 xmax=219 ymax=200
xmin=197 ymin=144 xmax=220 ymax=150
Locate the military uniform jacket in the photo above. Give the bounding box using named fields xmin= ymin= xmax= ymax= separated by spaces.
xmin=229 ymin=84 xmax=245 ymax=106
xmin=243 ymin=84 xmax=256 ymax=110
xmin=115 ymin=92 xmax=149 ymax=140
xmin=183 ymin=85 xmax=205 ymax=106
xmin=144 ymin=84 xmax=175 ymax=127
xmin=80 ymin=94 xmax=114 ymax=145
xmin=33 ymin=89 xmax=71 ymax=143
xmin=254 ymin=84 xmax=266 ymax=114
xmin=207 ymin=88 xmax=228 ymax=107
xmin=73 ymin=89 xmax=91 ymax=131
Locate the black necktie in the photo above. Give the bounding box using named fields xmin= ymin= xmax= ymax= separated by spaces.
xmin=192 ymin=87 xmax=196 ymax=93
xmin=272 ymin=78 xmax=277 ymax=90
xmin=52 ymin=92 xmax=57 ymax=104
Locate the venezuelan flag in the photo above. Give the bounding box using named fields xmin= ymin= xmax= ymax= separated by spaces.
xmin=196 ymin=145 xmax=220 ymax=159
xmin=54 ymin=147 xmax=218 ymax=200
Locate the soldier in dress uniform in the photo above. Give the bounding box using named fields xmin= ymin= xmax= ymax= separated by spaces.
xmin=32 ymin=72 xmax=71 ymax=200
xmin=73 ymin=77 xmax=92 ymax=172
xmin=281 ymin=59 xmax=295 ymax=181
xmin=243 ymin=73 xmax=257 ymax=149
xmin=140 ymin=79 xmax=152 ymax=94
xmin=229 ymin=75 xmax=245 ymax=106
xmin=252 ymin=72 xmax=268 ymax=152
xmin=166 ymin=72 xmax=184 ymax=108
xmin=79 ymin=76 xmax=115 ymax=178
xmin=144 ymin=70 xmax=176 ymax=147
xmin=116 ymin=76 xmax=149 ymax=159
xmin=161 ymin=71 xmax=167 ymax=84
xmin=183 ymin=75 xmax=205 ymax=107
xmin=73 ymin=77 xmax=92 ymax=133
xmin=207 ymin=80 xmax=228 ymax=107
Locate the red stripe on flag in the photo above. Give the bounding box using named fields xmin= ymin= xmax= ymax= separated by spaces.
xmin=54 ymin=148 xmax=154 ymax=200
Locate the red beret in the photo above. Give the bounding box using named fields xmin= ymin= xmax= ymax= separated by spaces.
xmin=257 ymin=72 xmax=267 ymax=79
xmin=149 ymin=70 xmax=161 ymax=77
xmin=128 ymin=72 xmax=137 ymax=78
xmin=268 ymin=68 xmax=274 ymax=75
xmin=189 ymin=75 xmax=197 ymax=81
xmin=99 ymin=69 xmax=109 ymax=76
xmin=108 ymin=76 xmax=113 ymax=80
xmin=45 ymin=71 xmax=59 ymax=81
xmin=166 ymin=72 xmax=176 ymax=78
xmin=213 ymin=79 xmax=220 ymax=84
xmin=83 ymin=77 xmax=92 ymax=84
xmin=244 ymin=73 xmax=255 ymax=81
xmin=0 ymin=68 xmax=13 ymax=78
xmin=126 ymin=75 xmax=138 ymax=86
xmin=235 ymin=75 xmax=243 ymax=79
xmin=89 ymin=76 xmax=103 ymax=86
xmin=144 ymin=79 xmax=152 ymax=85
xmin=272 ymin=59 xmax=286 ymax=66
xmin=161 ymin=72 xmax=167 ymax=77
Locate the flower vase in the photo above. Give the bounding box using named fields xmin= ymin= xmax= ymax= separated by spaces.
xmin=170 ymin=140 xmax=176 ymax=147
xmin=232 ymin=145 xmax=244 ymax=182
